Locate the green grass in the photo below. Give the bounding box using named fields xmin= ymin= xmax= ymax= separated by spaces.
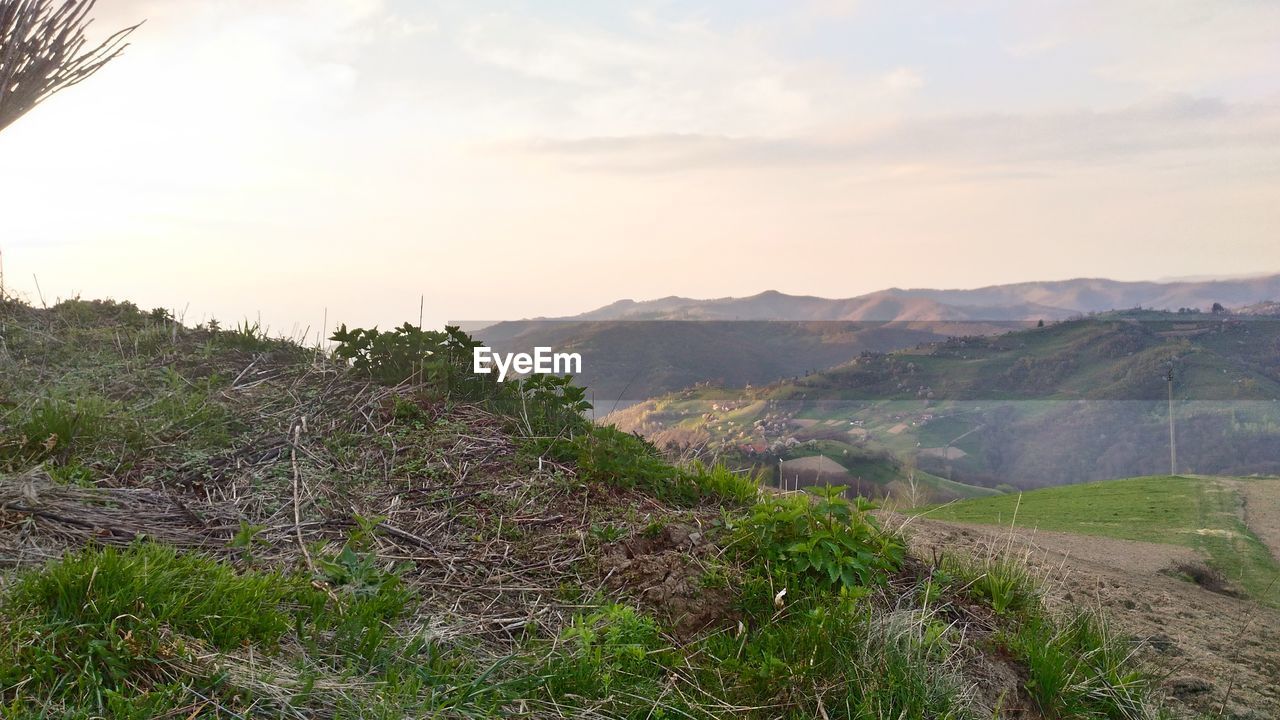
xmin=911 ymin=470 xmax=1003 ymax=501
xmin=939 ymin=552 xmax=1169 ymax=720
xmin=0 ymin=543 xmax=317 ymax=716
xmin=918 ymin=475 xmax=1280 ymax=604
xmin=919 ymin=476 xmax=1203 ymax=543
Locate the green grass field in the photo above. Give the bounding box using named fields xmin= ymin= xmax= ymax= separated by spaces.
xmin=917 ymin=476 xmax=1280 ymax=605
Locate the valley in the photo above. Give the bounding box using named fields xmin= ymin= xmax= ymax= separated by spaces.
xmin=610 ymin=309 xmax=1280 ymax=498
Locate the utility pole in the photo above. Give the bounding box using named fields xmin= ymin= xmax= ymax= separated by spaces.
xmin=1166 ymin=367 xmax=1177 ymax=476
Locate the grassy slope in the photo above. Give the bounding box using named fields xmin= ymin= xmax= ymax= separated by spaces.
xmin=0 ymin=298 xmax=1178 ymax=719
xmin=918 ymin=475 xmax=1280 ymax=604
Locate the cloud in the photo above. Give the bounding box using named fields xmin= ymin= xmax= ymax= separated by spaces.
xmin=1016 ymin=1 xmax=1280 ymax=95
xmin=805 ymin=0 xmax=860 ymax=20
xmin=882 ymin=67 xmax=923 ymax=94
xmin=451 ymin=10 xmax=851 ymax=137
xmin=515 ymin=96 xmax=1280 ymax=174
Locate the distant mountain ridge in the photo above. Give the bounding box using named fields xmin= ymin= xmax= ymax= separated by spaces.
xmin=477 ymin=274 xmax=1280 ymax=407
xmin=560 ymin=274 xmax=1280 ymax=322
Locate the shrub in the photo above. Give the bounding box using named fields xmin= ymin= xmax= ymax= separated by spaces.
xmin=738 ymin=486 xmax=905 ymax=593
xmin=496 ymin=373 xmax=591 ymax=437
xmin=331 ymin=323 xmax=484 ymax=390
xmin=331 ymin=323 xmax=592 ymax=437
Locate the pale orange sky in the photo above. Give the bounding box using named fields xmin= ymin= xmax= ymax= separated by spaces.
xmin=2 ymin=0 xmax=1278 ymax=333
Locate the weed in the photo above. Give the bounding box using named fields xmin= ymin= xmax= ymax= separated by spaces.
xmin=1 ymin=396 xmax=113 ymax=470
xmin=589 ymin=523 xmax=627 ymax=543
xmin=738 ymin=485 xmax=905 ymax=594
xmin=944 ymin=553 xmax=1041 ymax=616
xmin=1004 ymin=610 xmax=1162 ymax=719
xmin=535 ymin=603 xmax=678 ymax=714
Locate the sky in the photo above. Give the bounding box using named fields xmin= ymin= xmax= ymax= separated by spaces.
xmin=1 ymin=0 xmax=1278 ymax=333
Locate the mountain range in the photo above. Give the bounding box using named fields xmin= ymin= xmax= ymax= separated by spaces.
xmin=477 ymin=273 xmax=1280 ymax=408
xmin=558 ymin=274 xmax=1280 ymax=322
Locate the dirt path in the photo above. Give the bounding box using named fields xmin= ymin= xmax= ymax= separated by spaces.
xmin=902 ymin=517 xmax=1280 ymax=719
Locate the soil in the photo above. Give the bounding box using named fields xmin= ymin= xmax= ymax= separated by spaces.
xmin=902 ymin=516 xmax=1280 ymax=718
xmin=599 ymin=521 xmax=737 ymax=638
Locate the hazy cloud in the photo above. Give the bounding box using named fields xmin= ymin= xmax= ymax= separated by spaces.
xmin=517 ymin=96 xmax=1280 ymax=174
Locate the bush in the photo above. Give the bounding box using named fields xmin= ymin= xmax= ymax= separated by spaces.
xmin=331 ymin=323 xmax=592 ymax=437
xmin=738 ymin=486 xmax=905 ymax=594
xmin=331 ymin=323 xmax=484 ymax=388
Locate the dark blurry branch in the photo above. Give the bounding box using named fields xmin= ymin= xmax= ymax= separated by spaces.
xmin=0 ymin=0 xmax=141 ymax=133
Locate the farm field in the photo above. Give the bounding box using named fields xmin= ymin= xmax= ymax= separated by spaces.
xmin=917 ymin=475 xmax=1280 ymax=605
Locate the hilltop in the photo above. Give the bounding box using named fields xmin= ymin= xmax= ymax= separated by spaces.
xmin=611 ymin=309 xmax=1280 ymax=490
xmin=0 ymin=296 xmax=1185 ymax=718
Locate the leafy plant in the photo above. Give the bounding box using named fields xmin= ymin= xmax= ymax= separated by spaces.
xmin=331 ymin=323 xmax=593 ymax=437
xmin=330 ymin=323 xmax=483 ymax=389
xmin=538 ymin=604 xmax=675 ymax=708
xmin=505 ymin=373 xmax=591 ymax=437
xmin=739 ymin=486 xmax=904 ymax=593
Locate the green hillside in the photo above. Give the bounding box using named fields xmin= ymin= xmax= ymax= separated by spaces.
xmin=613 ymin=311 xmax=1280 ymax=491
xmin=917 ymin=476 xmax=1280 ymax=605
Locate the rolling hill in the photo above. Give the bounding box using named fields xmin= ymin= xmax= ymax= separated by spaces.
xmin=610 ymin=309 xmax=1280 ymax=490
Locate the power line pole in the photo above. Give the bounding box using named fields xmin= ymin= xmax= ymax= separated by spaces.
xmin=1166 ymin=367 xmax=1177 ymax=476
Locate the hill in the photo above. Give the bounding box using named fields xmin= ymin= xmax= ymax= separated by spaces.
xmin=0 ymin=296 xmax=1188 ymax=718
xmin=611 ymin=310 xmax=1280 ymax=489
xmin=478 ymin=274 xmax=1280 ymax=405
